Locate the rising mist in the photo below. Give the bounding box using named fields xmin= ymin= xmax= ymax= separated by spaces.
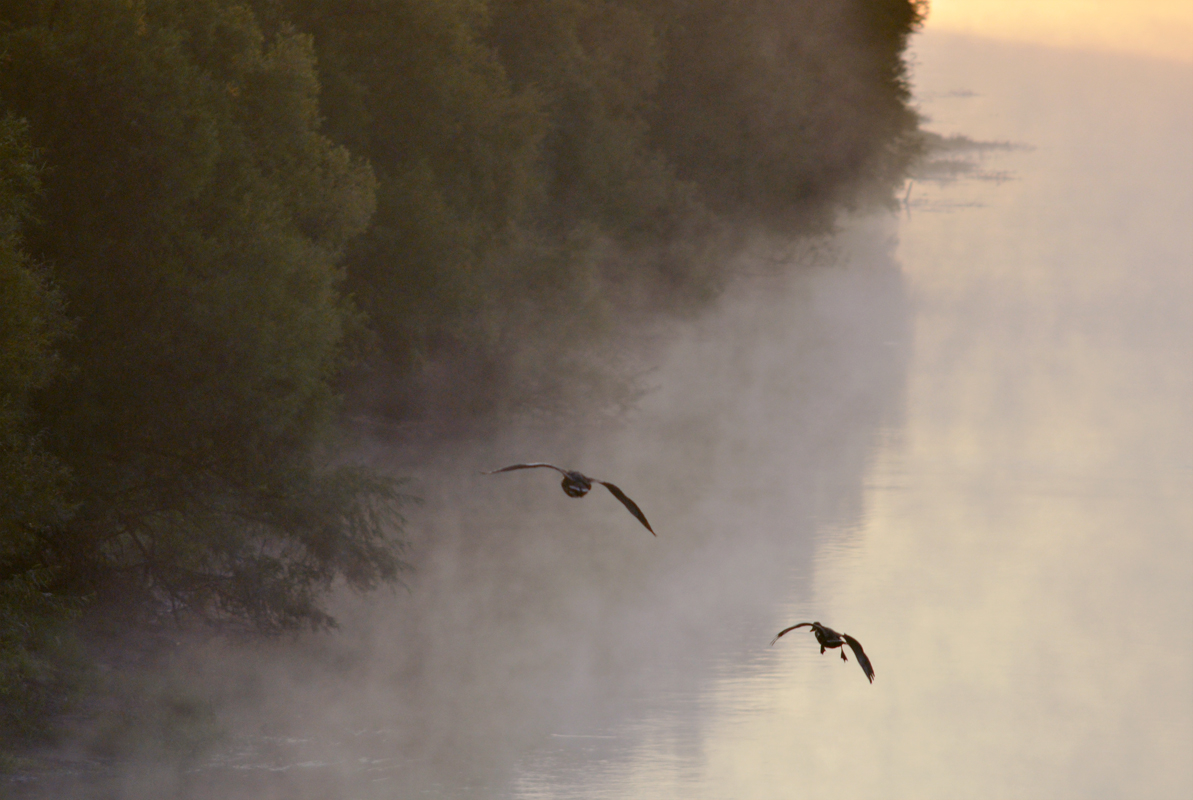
xmin=0 ymin=0 xmax=928 ymax=795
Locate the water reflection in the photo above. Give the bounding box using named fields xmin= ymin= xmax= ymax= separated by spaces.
xmin=14 ymin=30 xmax=1191 ymax=800
xmin=123 ymin=213 xmax=909 ymax=800
xmin=509 ymin=33 xmax=1193 ymax=800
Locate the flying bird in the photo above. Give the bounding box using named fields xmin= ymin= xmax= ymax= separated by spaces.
xmin=482 ymin=463 xmax=655 ymax=535
xmin=771 ymin=621 xmax=874 ymax=683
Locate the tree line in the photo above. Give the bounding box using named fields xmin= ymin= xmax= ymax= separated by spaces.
xmin=0 ymin=0 xmax=924 ymax=745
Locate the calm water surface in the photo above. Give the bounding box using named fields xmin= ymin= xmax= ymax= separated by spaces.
xmin=501 ymin=32 xmax=1193 ymax=800
xmin=184 ymin=31 xmax=1192 ymax=800
xmin=17 ymin=30 xmax=1191 ymax=800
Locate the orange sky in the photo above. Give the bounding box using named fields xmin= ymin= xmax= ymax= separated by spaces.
xmin=925 ymin=0 xmax=1193 ymax=62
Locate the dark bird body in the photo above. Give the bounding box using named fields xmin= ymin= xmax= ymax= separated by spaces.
xmin=771 ymin=621 xmax=874 ymax=683
xmin=482 ymin=463 xmax=655 ymax=535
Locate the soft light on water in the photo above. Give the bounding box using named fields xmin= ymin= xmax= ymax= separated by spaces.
xmin=503 ymin=32 xmax=1193 ymax=800
xmin=19 ymin=27 xmax=1191 ymax=800
xmin=172 ymin=32 xmax=1190 ymax=800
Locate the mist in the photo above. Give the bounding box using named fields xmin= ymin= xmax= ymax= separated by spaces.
xmin=15 ymin=217 xmax=899 ymax=798
xmin=6 ymin=9 xmax=1193 ymax=800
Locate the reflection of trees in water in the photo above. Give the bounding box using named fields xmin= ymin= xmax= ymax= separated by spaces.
xmin=910 ymin=132 xmax=1026 ymax=183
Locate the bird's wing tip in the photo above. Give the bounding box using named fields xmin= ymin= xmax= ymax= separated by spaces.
xmin=772 ymin=623 xmax=809 ymax=643
xmin=598 ymin=481 xmax=654 ymax=534
xmin=843 ymin=633 xmax=875 ymax=683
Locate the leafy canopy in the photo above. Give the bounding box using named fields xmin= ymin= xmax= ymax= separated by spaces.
xmin=0 ymin=0 xmax=403 ymax=632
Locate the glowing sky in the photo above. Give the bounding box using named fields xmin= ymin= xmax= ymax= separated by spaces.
xmin=926 ymin=0 xmax=1193 ymax=62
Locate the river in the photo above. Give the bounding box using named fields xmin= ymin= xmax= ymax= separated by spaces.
xmin=15 ymin=28 xmax=1192 ymax=800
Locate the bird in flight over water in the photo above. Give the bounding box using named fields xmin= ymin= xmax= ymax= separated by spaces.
xmin=482 ymin=463 xmax=655 ymax=535
xmin=771 ymin=621 xmax=874 ymax=683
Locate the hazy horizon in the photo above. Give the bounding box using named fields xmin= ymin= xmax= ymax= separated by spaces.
xmin=9 ymin=19 xmax=1192 ymax=800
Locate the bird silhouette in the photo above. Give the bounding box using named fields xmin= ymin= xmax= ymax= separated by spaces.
xmin=771 ymin=621 xmax=874 ymax=683
xmin=482 ymin=463 xmax=655 ymax=535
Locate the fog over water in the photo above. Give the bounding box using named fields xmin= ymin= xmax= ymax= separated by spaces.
xmin=18 ymin=28 xmax=1192 ymax=800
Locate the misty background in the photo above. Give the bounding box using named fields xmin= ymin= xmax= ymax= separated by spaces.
xmin=3 ymin=1 xmax=1192 ymax=798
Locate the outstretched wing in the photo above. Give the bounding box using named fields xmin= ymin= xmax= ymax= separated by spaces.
xmin=770 ymin=622 xmax=813 ymax=646
xmin=482 ymin=463 xmax=569 ymax=476
xmin=843 ymin=634 xmax=875 ymax=683
xmin=597 ymin=481 xmax=655 ymax=535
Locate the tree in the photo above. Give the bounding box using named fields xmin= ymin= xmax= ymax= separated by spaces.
xmin=253 ymin=0 xmax=547 ymax=416
xmin=0 ymin=0 xmax=403 ymax=632
xmin=635 ymin=0 xmax=925 ymax=226
xmin=245 ymin=0 xmax=925 ymax=422
xmin=487 ymin=0 xmax=694 ymax=240
xmin=0 ymin=109 xmax=80 ymax=744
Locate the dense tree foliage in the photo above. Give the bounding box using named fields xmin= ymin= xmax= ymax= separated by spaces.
xmin=0 ymin=0 xmax=923 ymax=746
xmin=245 ymin=0 xmax=924 ymax=417
xmin=0 ymin=0 xmax=402 ymax=641
xmin=488 ymin=0 xmax=690 ymax=239
xmin=0 ymin=109 xmax=82 ymax=744
xmin=248 ymin=0 xmax=554 ymax=418
xmin=640 ymin=0 xmax=924 ymax=223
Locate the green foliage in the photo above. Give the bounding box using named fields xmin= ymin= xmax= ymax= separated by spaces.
xmin=0 ymin=0 xmax=924 ymax=751
xmin=0 ymin=110 xmax=85 ymax=745
xmin=0 ymin=0 xmax=921 ymax=635
xmin=0 ymin=112 xmax=65 ymax=439
xmin=0 ymin=0 xmax=403 ymax=632
xmin=488 ymin=0 xmax=694 ymax=240
xmin=637 ymin=0 xmax=925 ymax=224
xmin=258 ymin=0 xmax=549 ymax=406
xmin=249 ymin=0 xmax=925 ymax=422
xmin=0 ymin=0 xmax=924 ymax=638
